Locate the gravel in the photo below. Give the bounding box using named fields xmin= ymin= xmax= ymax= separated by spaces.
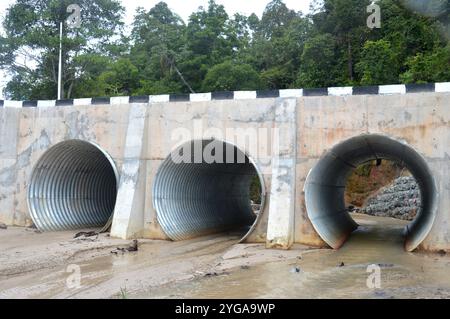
xmin=359 ymin=177 xmax=421 ymax=221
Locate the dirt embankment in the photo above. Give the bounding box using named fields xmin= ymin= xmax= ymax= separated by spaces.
xmin=345 ymin=161 xmax=419 ymax=220
xmin=345 ymin=160 xmax=404 ymax=207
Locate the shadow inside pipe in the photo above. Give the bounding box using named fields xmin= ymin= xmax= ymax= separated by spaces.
xmin=153 ymin=139 xmax=265 ymax=242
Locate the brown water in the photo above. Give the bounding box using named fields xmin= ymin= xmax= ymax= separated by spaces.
xmin=132 ymin=215 xmax=450 ymax=299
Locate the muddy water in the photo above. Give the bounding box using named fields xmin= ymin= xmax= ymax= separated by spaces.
xmin=2 ymin=215 xmax=450 ymax=299
xmin=132 ymin=215 xmax=450 ymax=299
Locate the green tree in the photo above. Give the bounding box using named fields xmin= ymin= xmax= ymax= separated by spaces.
xmin=356 ymin=40 xmax=399 ymax=85
xmin=67 ymin=54 xmax=111 ymax=98
xmin=258 ymin=0 xmax=298 ymax=39
xmin=1 ymin=0 xmax=448 ymax=99
xmin=182 ymin=0 xmax=236 ymax=91
xmin=400 ymin=44 xmax=450 ymax=83
xmin=0 ymin=0 xmax=125 ymax=100
xmin=249 ymin=0 xmax=310 ymax=89
xmin=130 ymin=2 xmax=187 ymax=95
xmin=296 ymin=34 xmax=338 ymax=88
xmin=202 ymin=60 xmax=263 ymax=92
xmin=311 ymin=0 xmax=371 ymax=83
xmin=97 ymin=58 xmax=139 ymax=96
xmin=377 ymin=0 xmax=442 ymax=75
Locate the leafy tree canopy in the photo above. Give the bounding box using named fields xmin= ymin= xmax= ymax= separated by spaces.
xmin=0 ymin=0 xmax=125 ymax=100
xmin=202 ymin=60 xmax=263 ymax=92
xmin=0 ymin=0 xmax=448 ymax=99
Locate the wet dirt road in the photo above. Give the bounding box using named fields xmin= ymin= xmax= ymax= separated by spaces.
xmin=1 ymin=214 xmax=450 ymax=299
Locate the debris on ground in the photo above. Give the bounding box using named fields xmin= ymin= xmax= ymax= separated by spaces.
xmin=205 ymin=272 xmax=219 ymax=277
xmin=196 ymin=270 xmax=229 ymax=278
xmin=74 ymin=231 xmax=98 ymax=239
xmin=0 ymin=223 xmax=7 ymax=230
xmin=25 ymin=227 xmax=41 ymax=233
xmin=110 ymin=240 xmax=139 ymax=255
xmin=240 ymin=265 xmax=250 ymax=270
xmin=127 ymin=240 xmax=138 ymax=252
xmin=111 ymin=248 xmax=125 ymax=255
xmin=290 ymin=267 xmax=301 ymax=273
xmin=378 ymin=263 xmax=394 ymax=268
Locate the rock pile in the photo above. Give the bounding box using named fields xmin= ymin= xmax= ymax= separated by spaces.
xmin=361 ymin=177 xmax=421 ymax=221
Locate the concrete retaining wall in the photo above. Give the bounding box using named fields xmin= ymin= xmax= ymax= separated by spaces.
xmin=0 ymin=83 xmax=449 ymax=251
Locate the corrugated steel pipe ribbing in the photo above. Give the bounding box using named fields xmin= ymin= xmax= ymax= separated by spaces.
xmin=28 ymin=140 xmax=118 ymax=231
xmin=153 ymin=140 xmax=259 ymax=241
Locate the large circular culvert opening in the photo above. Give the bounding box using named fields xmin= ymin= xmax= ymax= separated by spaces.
xmin=28 ymin=140 xmax=118 ymax=232
xmin=153 ymin=139 xmax=265 ymax=241
xmin=304 ymin=134 xmax=437 ymax=252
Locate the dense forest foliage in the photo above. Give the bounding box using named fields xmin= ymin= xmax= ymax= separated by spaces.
xmin=0 ymin=0 xmax=449 ymax=100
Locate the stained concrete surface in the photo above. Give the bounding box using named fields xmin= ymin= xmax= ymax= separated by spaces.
xmin=2 ymin=91 xmax=449 ymax=252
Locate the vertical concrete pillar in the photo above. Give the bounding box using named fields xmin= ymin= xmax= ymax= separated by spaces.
xmin=266 ymin=98 xmax=297 ymax=249
xmin=110 ymin=103 xmax=148 ymax=239
xmin=420 ymin=159 xmax=450 ymax=251
xmin=0 ymin=107 xmax=20 ymax=225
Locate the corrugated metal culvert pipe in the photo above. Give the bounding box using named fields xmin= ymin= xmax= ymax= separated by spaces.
xmin=153 ymin=140 xmax=263 ymax=241
xmin=304 ymin=134 xmax=437 ymax=252
xmin=28 ymin=140 xmax=118 ymax=231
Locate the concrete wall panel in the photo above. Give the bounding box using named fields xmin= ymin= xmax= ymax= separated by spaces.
xmin=0 ymin=86 xmax=448 ymax=251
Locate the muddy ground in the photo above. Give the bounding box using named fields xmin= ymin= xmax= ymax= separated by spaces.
xmin=1 ymin=214 xmax=450 ymax=299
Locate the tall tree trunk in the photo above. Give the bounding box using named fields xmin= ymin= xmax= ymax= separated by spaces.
xmin=67 ymin=81 xmax=74 ymax=99
xmin=347 ymin=38 xmax=354 ymax=82
xmin=168 ymin=57 xmax=195 ymax=93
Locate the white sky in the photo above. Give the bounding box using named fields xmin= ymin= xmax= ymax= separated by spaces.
xmin=0 ymin=0 xmax=313 ymax=99
xmin=125 ymin=0 xmax=312 ymax=23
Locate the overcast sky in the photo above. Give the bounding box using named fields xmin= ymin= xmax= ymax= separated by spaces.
xmin=0 ymin=0 xmax=313 ymax=99
xmin=0 ymin=0 xmax=312 ymax=23
xmin=124 ymin=0 xmax=312 ymax=22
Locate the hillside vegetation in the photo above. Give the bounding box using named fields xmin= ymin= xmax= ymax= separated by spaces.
xmin=0 ymin=0 xmax=449 ymax=100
